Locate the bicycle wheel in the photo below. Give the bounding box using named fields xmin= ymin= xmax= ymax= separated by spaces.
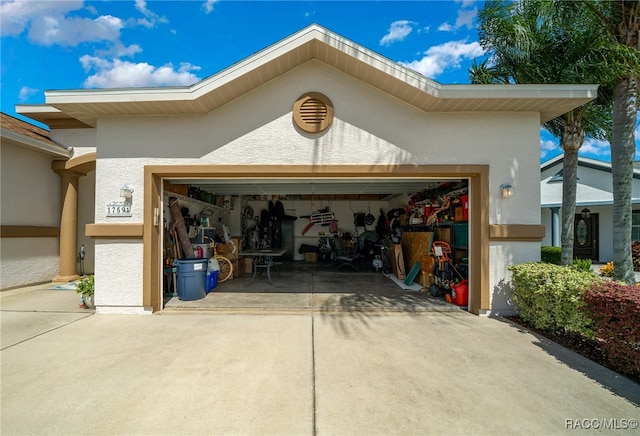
xmin=216 ymin=256 xmax=233 ymax=283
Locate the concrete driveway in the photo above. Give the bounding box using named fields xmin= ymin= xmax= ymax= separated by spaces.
xmin=1 ymin=284 xmax=638 ymax=435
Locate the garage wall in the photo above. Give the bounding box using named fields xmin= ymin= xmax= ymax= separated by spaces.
xmin=88 ymin=60 xmax=543 ymax=312
xmin=1 ymin=142 xmax=61 ymax=289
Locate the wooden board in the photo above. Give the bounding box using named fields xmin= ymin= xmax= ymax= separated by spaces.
xmin=401 ymin=231 xmax=434 ymax=286
xmin=391 ymin=243 xmax=406 ymax=280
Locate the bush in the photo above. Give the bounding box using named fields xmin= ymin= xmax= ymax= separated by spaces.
xmin=599 ymin=261 xmax=614 ymax=277
xmin=632 ymin=241 xmax=640 ymax=271
xmin=541 ymin=246 xmax=561 ymax=264
xmin=76 ymin=275 xmax=94 ymax=296
xmin=582 ymin=282 xmax=640 ymax=378
xmin=573 ymin=258 xmax=592 ymax=272
xmin=509 ymin=262 xmax=601 ymax=334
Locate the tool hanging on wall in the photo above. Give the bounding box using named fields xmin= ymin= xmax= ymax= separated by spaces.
xmin=300 ymin=209 xmax=336 ymax=235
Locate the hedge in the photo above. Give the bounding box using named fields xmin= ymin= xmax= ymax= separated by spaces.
xmin=541 ymin=246 xmax=561 ymax=265
xmin=582 ymin=282 xmax=640 ymax=378
xmin=508 ymin=262 xmax=601 ymax=334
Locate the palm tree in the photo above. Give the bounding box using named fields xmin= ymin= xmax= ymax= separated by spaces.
xmin=471 ymin=0 xmax=613 ymax=266
xmin=582 ymin=1 xmax=640 ymax=283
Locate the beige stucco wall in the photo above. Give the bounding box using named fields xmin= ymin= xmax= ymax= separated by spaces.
xmin=88 ymin=60 xmax=542 ymax=313
xmin=78 ymin=169 xmax=96 ymax=274
xmin=0 ymin=142 xmax=61 ymax=288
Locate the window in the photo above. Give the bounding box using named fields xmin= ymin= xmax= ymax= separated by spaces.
xmin=633 ymin=210 xmax=640 ymax=241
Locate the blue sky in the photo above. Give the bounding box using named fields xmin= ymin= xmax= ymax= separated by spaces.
xmin=1 ymin=0 xmax=638 ymax=163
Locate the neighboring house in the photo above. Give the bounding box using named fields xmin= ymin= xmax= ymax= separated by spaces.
xmin=0 ymin=112 xmax=96 ymax=290
xmin=540 ymin=155 xmax=640 ymax=262
xmin=16 ymin=24 xmax=597 ymax=315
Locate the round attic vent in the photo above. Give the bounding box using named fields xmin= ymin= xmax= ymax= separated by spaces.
xmin=293 ymin=92 xmax=334 ymax=133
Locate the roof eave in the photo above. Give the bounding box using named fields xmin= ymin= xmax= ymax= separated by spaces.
xmin=1 ymin=127 xmax=71 ymax=158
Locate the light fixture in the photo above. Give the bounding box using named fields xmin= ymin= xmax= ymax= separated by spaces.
xmin=500 ymin=183 xmax=514 ymax=198
xmin=120 ymin=184 xmax=134 ymax=199
xmin=581 ymin=207 xmax=591 ymax=219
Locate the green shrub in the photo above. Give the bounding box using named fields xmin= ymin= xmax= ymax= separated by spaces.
xmin=508 ymin=262 xmax=601 ymax=334
xmin=572 ymin=258 xmax=592 ymax=272
xmin=76 ymin=275 xmax=94 ymax=296
xmin=541 ymin=246 xmax=561 ymax=265
xmin=582 ymin=281 xmax=640 ymax=378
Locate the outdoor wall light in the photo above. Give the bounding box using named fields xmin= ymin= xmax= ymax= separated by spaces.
xmin=581 ymin=207 xmax=591 ymax=219
xmin=501 ymin=183 xmax=514 ymax=198
xmin=120 ymin=184 xmax=134 ymax=199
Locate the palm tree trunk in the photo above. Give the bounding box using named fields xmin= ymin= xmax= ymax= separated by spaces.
xmin=560 ymin=118 xmax=584 ymax=266
xmin=611 ymin=75 xmax=637 ymax=284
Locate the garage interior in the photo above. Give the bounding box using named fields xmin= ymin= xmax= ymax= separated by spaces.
xmin=161 ymin=177 xmax=470 ymax=312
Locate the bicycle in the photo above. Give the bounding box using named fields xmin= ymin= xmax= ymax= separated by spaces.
xmin=210 ymin=241 xmax=236 ymax=283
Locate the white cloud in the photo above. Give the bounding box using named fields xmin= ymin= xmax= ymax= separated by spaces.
xmin=80 ymin=56 xmax=201 ymax=88
xmin=30 ymin=14 xmax=123 ymax=46
xmin=456 ymin=7 xmax=477 ymax=29
xmin=438 ymin=2 xmax=478 ymax=32
xmin=133 ymin=0 xmax=168 ymax=28
xmin=18 ymin=86 xmax=38 ymax=102
xmin=380 ymin=20 xmax=416 ymax=46
xmin=203 ymin=0 xmax=220 ymax=14
xmin=0 ymin=0 xmax=123 ymax=46
xmin=579 ymin=137 xmax=611 ymax=157
xmin=540 ymin=137 xmax=559 ymax=160
xmin=399 ymin=40 xmax=485 ymax=78
xmin=0 ymin=0 xmax=81 ymax=36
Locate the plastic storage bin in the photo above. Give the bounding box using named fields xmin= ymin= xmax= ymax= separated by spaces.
xmin=206 ymin=270 xmax=218 ymax=292
xmin=174 ymin=258 xmax=208 ymax=301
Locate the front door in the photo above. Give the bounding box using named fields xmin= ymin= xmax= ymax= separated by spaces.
xmin=573 ymin=213 xmax=599 ymax=261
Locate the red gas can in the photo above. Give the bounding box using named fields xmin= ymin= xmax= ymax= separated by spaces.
xmin=453 ymin=280 xmax=469 ymax=306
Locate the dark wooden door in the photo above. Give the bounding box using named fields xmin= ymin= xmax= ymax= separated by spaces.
xmin=573 ymin=213 xmax=599 ymax=261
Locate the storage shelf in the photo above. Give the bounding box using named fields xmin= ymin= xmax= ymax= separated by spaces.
xmin=167 ymin=193 xmax=228 ymax=215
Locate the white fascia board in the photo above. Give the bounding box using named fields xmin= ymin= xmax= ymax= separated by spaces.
xmin=440 ymin=83 xmax=598 ymax=99
xmin=1 ymin=127 xmax=71 ymax=158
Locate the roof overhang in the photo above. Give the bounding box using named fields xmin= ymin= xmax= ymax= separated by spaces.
xmin=17 ymin=24 xmax=598 ymax=129
xmin=1 ymin=125 xmax=70 ymax=158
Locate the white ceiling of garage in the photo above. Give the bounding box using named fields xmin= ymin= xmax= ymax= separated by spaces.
xmin=165 ymin=178 xmax=461 ymax=196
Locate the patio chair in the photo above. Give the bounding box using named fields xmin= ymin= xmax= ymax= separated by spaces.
xmin=335 ymin=236 xmax=360 ymax=271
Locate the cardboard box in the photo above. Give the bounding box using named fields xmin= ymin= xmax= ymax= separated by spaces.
xmin=455 ymin=206 xmax=465 ymax=222
xmin=163 ymin=181 xmax=188 ymax=196
xmin=305 ymin=252 xmax=317 ymax=263
xmin=242 ymin=257 xmax=253 ymax=274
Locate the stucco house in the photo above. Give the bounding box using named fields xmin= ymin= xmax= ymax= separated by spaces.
xmin=14 ymin=25 xmax=597 ymax=315
xmin=540 ymin=155 xmax=640 ymax=262
xmin=0 ymin=113 xmax=96 ymax=289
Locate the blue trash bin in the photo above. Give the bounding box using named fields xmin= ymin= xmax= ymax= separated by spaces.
xmin=174 ymin=258 xmax=208 ymax=301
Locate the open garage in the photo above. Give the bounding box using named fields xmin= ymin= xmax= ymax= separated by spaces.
xmin=17 ymin=25 xmax=596 ymax=314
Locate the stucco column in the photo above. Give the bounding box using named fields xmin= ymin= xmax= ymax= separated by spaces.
xmin=551 ymin=207 xmax=560 ymax=247
xmin=53 ymin=169 xmax=81 ymax=282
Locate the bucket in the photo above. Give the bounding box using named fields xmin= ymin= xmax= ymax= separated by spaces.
xmin=453 ymin=280 xmax=469 ymax=306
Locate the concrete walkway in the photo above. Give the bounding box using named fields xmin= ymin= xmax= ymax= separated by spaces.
xmin=1 ymin=284 xmax=638 ymax=435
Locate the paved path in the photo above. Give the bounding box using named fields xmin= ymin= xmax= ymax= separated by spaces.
xmin=1 ymin=284 xmax=638 ymax=435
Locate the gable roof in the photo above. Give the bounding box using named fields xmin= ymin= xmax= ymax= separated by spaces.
xmin=541 ymin=154 xmax=640 ymax=179
xmin=0 ymin=112 xmax=70 ymax=157
xmin=540 ymin=155 xmax=640 ymax=207
xmin=18 ymin=24 xmax=597 ymax=129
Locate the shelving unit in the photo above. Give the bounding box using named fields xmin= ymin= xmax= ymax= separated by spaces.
xmin=167 ymin=193 xmax=229 ymax=216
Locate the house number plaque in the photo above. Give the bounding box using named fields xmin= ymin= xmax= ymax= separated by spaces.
xmin=106 ymin=201 xmax=132 ymax=217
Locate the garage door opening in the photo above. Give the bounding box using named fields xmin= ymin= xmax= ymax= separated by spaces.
xmin=159 ymin=176 xmax=471 ymax=312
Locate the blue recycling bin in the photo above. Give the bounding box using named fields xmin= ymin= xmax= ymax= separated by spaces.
xmin=174 ymin=258 xmax=208 ymax=301
xmin=206 ymin=270 xmax=219 ymax=292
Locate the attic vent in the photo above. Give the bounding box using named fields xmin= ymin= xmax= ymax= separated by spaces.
xmin=293 ymin=92 xmax=334 ymax=133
